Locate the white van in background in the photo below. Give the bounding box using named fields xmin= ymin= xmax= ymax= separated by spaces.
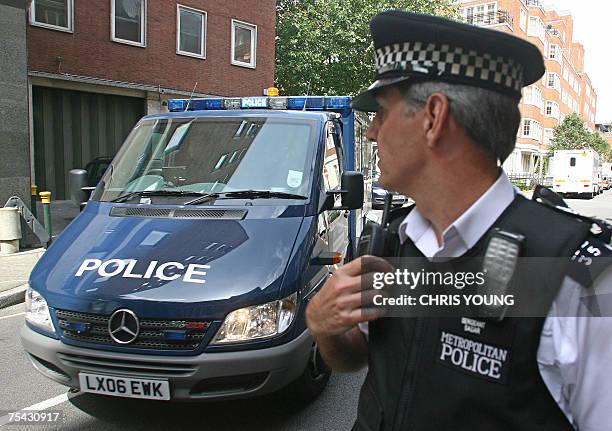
xmin=602 ymin=162 xmax=612 ymax=191
xmin=552 ymin=149 xmax=601 ymax=198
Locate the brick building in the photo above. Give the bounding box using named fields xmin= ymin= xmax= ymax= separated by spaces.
xmin=25 ymin=0 xmax=276 ymax=199
xmin=458 ymin=0 xmax=598 ymax=176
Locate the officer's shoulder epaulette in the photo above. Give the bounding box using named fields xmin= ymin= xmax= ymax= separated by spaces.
xmin=531 ymin=186 xmax=612 ymax=288
xmin=531 ymin=185 xmax=612 ymax=244
xmin=566 ymin=235 xmax=612 ymax=289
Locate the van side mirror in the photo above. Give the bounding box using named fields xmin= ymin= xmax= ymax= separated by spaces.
xmin=322 ymin=171 xmax=364 ymax=211
xmin=340 ymin=171 xmax=364 ymax=209
xmin=69 ymin=169 xmax=95 ymax=210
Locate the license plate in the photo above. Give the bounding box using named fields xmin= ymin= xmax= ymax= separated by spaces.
xmin=79 ymin=373 xmax=170 ymax=400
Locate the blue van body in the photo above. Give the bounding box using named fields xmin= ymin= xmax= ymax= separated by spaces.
xmin=21 ymin=101 xmax=367 ymax=401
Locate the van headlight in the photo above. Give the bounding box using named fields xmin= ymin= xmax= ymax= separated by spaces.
xmin=25 ymin=286 xmax=55 ymax=335
xmin=211 ymin=293 xmax=298 ymax=344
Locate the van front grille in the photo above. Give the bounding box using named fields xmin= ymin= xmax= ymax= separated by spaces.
xmin=55 ymin=309 xmax=211 ymax=351
xmin=110 ymin=206 xmax=246 ymax=220
xmin=57 ymin=353 xmax=197 ymax=377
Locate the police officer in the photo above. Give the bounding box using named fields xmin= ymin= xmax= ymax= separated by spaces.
xmin=305 ymin=10 xmax=612 ymax=431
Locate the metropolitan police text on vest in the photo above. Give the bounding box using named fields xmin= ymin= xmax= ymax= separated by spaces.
xmin=439 ymin=331 xmax=509 ymax=380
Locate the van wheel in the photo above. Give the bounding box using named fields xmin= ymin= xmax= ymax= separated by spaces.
xmin=287 ymin=342 xmax=331 ymax=404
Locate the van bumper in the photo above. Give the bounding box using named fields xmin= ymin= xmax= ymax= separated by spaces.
xmin=20 ymin=324 xmax=313 ymax=401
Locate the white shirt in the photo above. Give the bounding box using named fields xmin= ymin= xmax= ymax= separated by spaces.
xmin=360 ymin=171 xmax=612 ymax=430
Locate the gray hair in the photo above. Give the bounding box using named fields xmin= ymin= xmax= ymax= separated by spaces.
xmin=398 ymin=81 xmax=521 ymax=164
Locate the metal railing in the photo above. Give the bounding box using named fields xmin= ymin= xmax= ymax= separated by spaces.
xmin=464 ymin=10 xmax=513 ymax=27
xmin=526 ymin=0 xmax=543 ymax=8
xmin=507 ymin=173 xmax=553 ymax=189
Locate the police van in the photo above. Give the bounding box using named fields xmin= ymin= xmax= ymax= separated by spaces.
xmin=552 ymin=149 xmax=602 ymax=198
xmin=20 ymin=94 xmax=372 ymax=402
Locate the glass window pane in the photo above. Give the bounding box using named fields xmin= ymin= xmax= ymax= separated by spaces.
xmin=35 ymin=0 xmax=68 ymax=28
xmin=98 ymin=117 xmax=317 ymax=200
xmin=234 ymin=25 xmax=252 ymax=64
xmin=115 ymin=0 xmax=143 ymax=43
xmin=179 ymin=9 xmax=203 ymax=55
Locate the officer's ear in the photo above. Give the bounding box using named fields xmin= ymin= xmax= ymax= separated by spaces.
xmin=422 ymin=92 xmax=450 ymax=149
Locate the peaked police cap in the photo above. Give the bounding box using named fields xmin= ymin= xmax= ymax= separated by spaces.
xmin=351 ymin=10 xmax=545 ymax=112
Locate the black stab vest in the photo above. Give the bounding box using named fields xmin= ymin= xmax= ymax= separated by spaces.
xmin=353 ymin=195 xmax=591 ymax=431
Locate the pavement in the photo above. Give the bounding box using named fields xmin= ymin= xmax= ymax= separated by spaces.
xmin=0 ymin=200 xmax=79 ymax=308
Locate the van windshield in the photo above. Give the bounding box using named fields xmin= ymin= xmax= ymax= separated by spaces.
xmin=96 ymin=116 xmax=318 ymax=201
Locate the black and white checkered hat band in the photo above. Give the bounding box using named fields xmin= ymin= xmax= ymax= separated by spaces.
xmin=375 ymin=42 xmax=525 ymax=92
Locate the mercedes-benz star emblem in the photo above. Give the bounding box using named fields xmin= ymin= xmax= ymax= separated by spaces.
xmin=108 ymin=309 xmax=140 ymax=344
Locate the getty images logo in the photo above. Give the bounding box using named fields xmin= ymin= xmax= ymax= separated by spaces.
xmin=75 ymin=259 xmax=210 ymax=284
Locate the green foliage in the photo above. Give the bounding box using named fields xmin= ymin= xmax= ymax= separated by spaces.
xmin=510 ymin=179 xmax=529 ymax=191
xmin=275 ymin=0 xmax=458 ymax=96
xmin=548 ymin=113 xmax=610 ymax=160
xmin=590 ymin=133 xmax=611 ymax=161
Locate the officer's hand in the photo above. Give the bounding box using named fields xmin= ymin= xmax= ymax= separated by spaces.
xmin=306 ymin=256 xmax=395 ymax=339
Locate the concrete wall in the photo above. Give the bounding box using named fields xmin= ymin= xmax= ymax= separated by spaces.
xmin=0 ymin=0 xmax=30 ymax=205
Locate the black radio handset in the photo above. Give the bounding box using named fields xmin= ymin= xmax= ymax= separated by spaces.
xmin=357 ymin=193 xmax=394 ymax=257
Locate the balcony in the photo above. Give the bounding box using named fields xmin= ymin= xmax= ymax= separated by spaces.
xmin=526 ymin=0 xmax=543 ymax=7
xmin=464 ymin=10 xmax=514 ymax=28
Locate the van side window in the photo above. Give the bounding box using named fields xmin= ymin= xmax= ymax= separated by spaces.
xmin=323 ymin=123 xmax=342 ymax=192
xmin=570 ymin=157 xmax=576 ymax=167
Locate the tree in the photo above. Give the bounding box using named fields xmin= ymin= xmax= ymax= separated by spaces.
xmin=275 ymin=0 xmax=458 ymax=96
xmin=548 ymin=113 xmax=610 ymax=160
xmin=590 ymin=133 xmax=611 ymax=161
xmin=548 ymin=113 xmax=592 ymax=152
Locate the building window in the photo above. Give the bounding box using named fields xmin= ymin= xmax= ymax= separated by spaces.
xmin=30 ymin=0 xmax=73 ymax=32
xmin=527 ymin=16 xmax=545 ymax=42
xmin=545 ymin=101 xmax=559 ymax=119
xmin=111 ymin=0 xmax=146 ymax=47
xmin=177 ymin=5 xmax=206 ymax=58
xmin=547 ymin=72 xmax=561 ymax=92
xmin=463 ymin=3 xmax=497 ymax=26
xmin=465 ymin=6 xmax=474 ymax=24
xmin=522 ymin=119 xmax=542 ymax=142
xmin=548 ymin=44 xmax=560 ymax=61
xmin=522 ymin=119 xmax=531 ymax=137
xmin=520 ymin=8 xmax=527 ymax=31
xmin=523 ymin=85 xmax=543 ymax=110
xmin=231 ymin=19 xmax=257 ymax=68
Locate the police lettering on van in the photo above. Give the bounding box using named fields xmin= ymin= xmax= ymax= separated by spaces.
xmin=75 ymin=259 xmax=210 ymax=284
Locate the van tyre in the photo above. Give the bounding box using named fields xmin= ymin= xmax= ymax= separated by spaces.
xmin=287 ymin=342 xmax=331 ymax=404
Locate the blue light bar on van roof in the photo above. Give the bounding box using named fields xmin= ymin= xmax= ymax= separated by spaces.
xmin=167 ymin=96 xmax=351 ymax=112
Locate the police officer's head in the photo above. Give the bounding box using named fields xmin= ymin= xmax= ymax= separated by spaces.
xmin=352 ymin=11 xmax=545 ymax=195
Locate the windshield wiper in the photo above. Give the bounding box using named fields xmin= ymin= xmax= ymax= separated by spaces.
xmin=217 ymin=190 xmax=308 ymax=200
xmin=183 ymin=193 xmax=220 ymax=206
xmin=110 ymin=190 xmax=211 ymax=203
